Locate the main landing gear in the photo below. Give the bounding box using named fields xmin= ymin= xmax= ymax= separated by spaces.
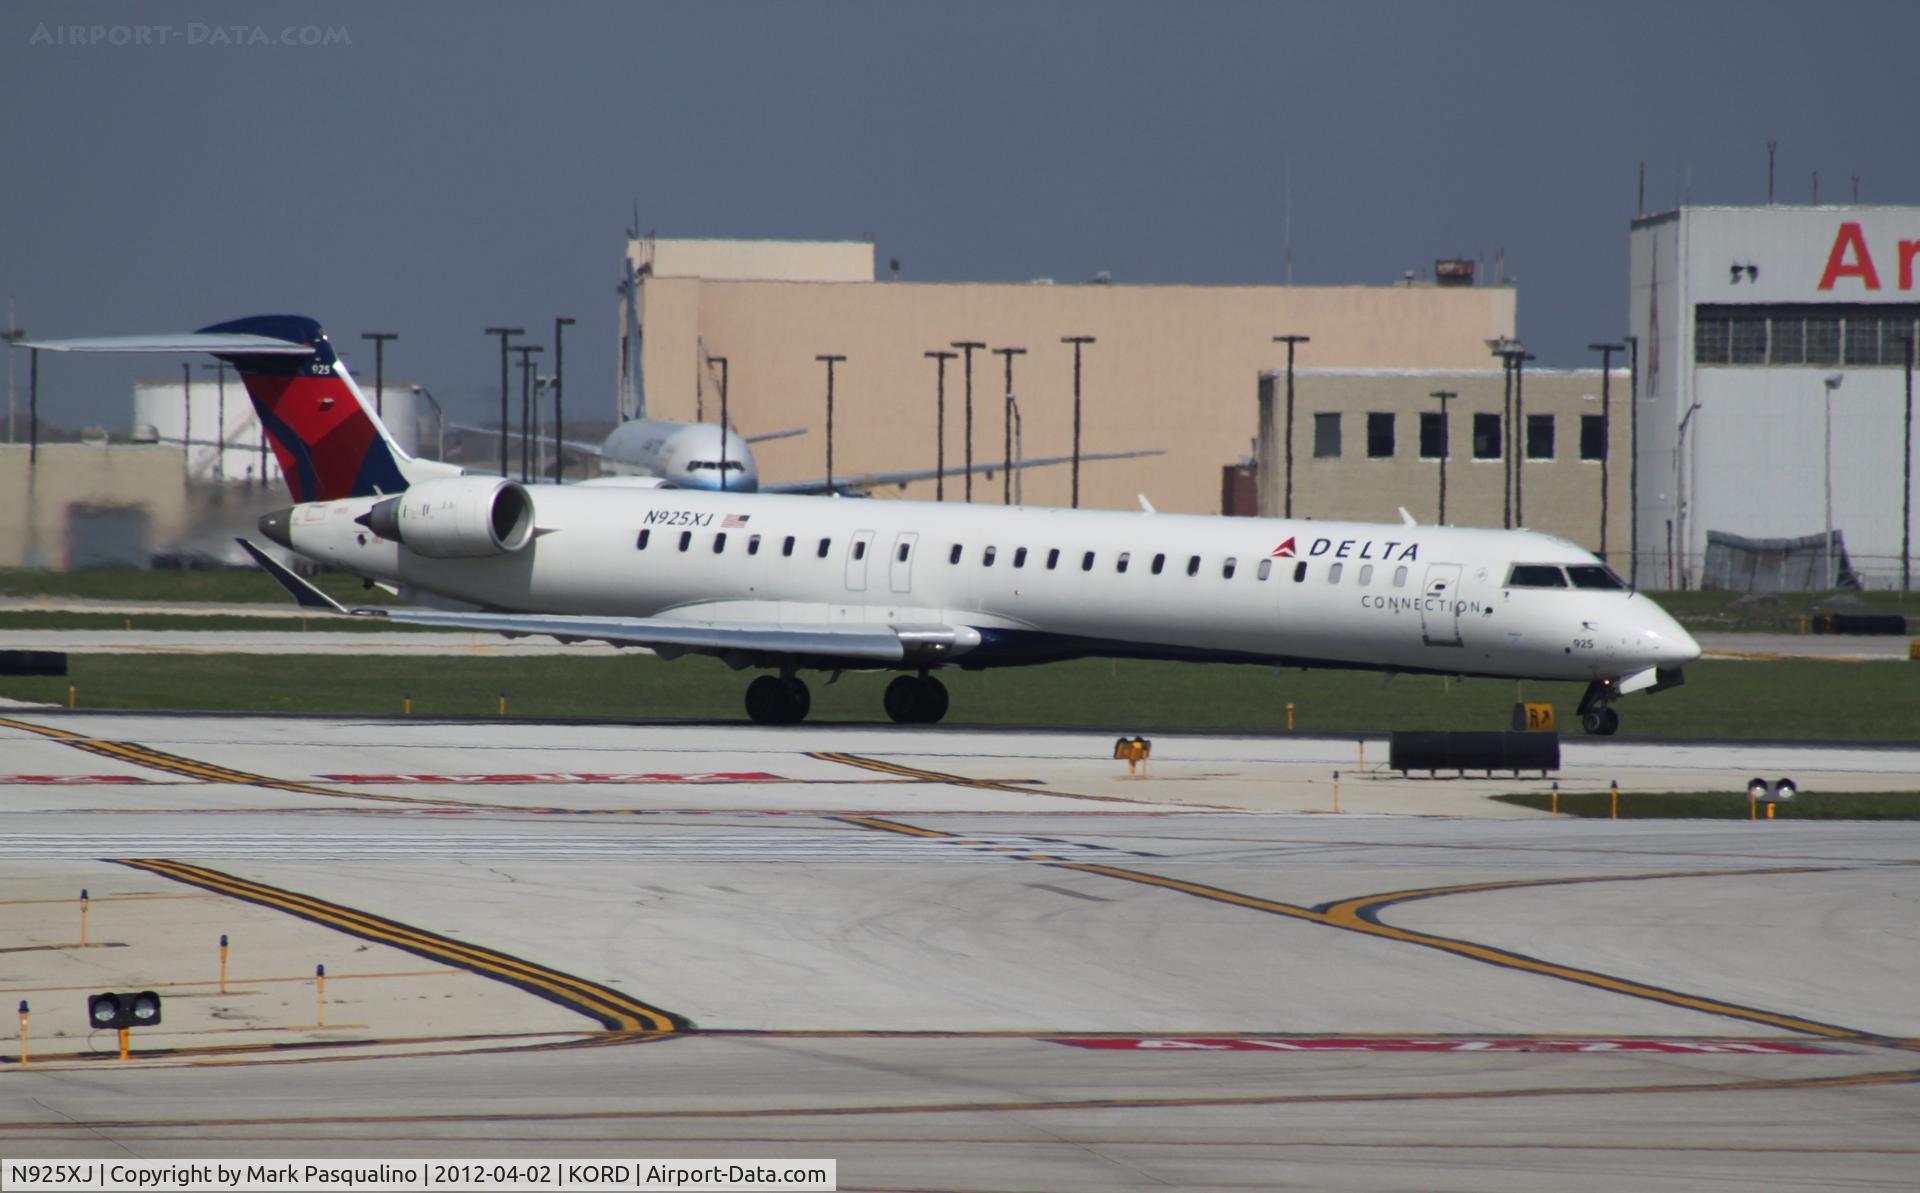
xmin=741 ymin=672 xmax=951 ymax=725
xmin=883 ymin=674 xmax=950 ymax=725
xmin=1577 ymin=680 xmax=1621 ymax=736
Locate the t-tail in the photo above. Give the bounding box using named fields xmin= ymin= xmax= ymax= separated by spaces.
xmin=197 ymin=315 xmax=451 ymax=503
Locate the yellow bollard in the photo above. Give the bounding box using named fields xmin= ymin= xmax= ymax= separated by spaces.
xmin=498 ymin=692 xmax=507 ymax=717
xmin=1286 ymin=702 xmax=1295 ymax=731
xmin=79 ymin=889 xmax=88 ymax=947
xmin=117 ymin=1026 xmax=129 ymax=1062
xmin=1332 ymin=770 xmax=1341 ymax=815
xmin=67 ymin=683 xmax=76 ymax=710
xmin=404 ymin=692 xmax=413 ymax=716
xmin=1766 ymin=802 xmax=1776 ymax=821
xmin=316 ymin=964 xmax=326 ymax=1027
xmin=219 ymin=934 xmax=229 ymax=994
xmin=1551 ymin=781 xmax=1559 ymax=818
xmin=1750 ymin=791 xmax=1757 ymax=821
xmin=123 ymin=617 xmax=131 ymax=631
xmin=1609 ymin=781 xmax=1619 ymax=821
xmin=17 ymin=1000 xmax=27 ymax=1069
xmin=1357 ymin=739 xmax=1366 ymax=771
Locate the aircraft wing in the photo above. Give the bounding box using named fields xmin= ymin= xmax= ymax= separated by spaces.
xmin=236 ymin=539 xmax=905 ymax=663
xmin=448 ymin=422 xmax=607 ymax=455
xmin=760 ymin=448 xmax=1165 ymax=495
xmin=743 ymin=427 xmax=807 ymax=444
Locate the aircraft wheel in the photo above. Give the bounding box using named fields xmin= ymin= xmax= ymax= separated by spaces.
xmin=746 ymin=675 xmax=810 ymax=725
xmin=781 ymin=677 xmax=812 ymax=723
xmin=918 ymin=676 xmax=950 ymax=724
xmin=1582 ymin=707 xmax=1620 ymax=736
xmin=883 ymin=675 xmax=922 ymax=724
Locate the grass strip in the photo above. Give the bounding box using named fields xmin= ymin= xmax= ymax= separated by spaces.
xmin=1493 ymin=790 xmax=1920 ymax=819
xmin=1 ymin=655 xmax=1914 ymax=740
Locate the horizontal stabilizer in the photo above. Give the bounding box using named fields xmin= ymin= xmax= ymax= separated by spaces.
xmin=235 ymin=539 xmax=349 ymax=613
xmin=19 ymin=333 xmax=313 ymax=355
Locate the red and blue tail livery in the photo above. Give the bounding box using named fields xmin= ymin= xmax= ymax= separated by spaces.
xmin=197 ymin=315 xmax=411 ymax=503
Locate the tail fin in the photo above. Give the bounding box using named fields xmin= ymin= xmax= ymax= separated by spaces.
xmin=197 ymin=315 xmax=438 ymax=503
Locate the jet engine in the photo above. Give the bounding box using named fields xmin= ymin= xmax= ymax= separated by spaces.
xmin=358 ymin=477 xmax=534 ymax=558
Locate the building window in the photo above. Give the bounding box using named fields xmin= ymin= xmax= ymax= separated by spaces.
xmin=1366 ymin=412 xmax=1394 ymax=459
xmin=1694 ymin=303 xmax=1917 ymax=368
xmin=1580 ymin=414 xmax=1606 ymax=461
xmin=714 ymin=532 xmax=727 ymax=553
xmin=1845 ymin=317 xmax=1880 ymax=366
xmin=1473 ymin=413 xmax=1502 ymax=460
xmin=636 ymin=529 xmax=650 ymax=550
xmin=1419 ymin=411 xmax=1447 ymax=460
xmin=1880 ymin=315 xmax=1917 ymax=364
xmin=1313 ymin=412 xmax=1342 ymax=458
xmin=1728 ymin=313 xmax=1768 ymax=364
xmin=1771 ymin=313 xmax=1805 ymax=364
xmin=1526 ymin=414 xmax=1554 ymax=460
xmin=1695 ymin=312 xmax=1730 ymax=364
xmin=1805 ymin=315 xmax=1841 ymax=364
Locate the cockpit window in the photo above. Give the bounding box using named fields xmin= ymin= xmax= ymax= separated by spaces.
xmin=1567 ymin=564 xmax=1628 ymax=590
xmin=686 ymin=460 xmax=747 ymax=472
xmin=1507 ymin=564 xmax=1569 ymax=588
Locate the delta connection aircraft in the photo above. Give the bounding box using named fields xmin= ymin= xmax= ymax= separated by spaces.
xmin=25 ymin=315 xmax=1700 ymax=730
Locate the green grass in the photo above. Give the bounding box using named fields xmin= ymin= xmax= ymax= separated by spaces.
xmin=1 ymin=655 xmax=1914 ymax=739
xmin=1493 ymin=790 xmax=1920 ymax=819
xmin=0 ymin=567 xmax=397 ymax=605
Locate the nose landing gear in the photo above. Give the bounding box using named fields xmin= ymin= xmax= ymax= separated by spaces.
xmin=1577 ymin=679 xmax=1621 ymax=736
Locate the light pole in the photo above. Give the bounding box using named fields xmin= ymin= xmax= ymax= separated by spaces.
xmin=1488 ymin=339 xmax=1527 ymax=527
xmin=993 ymin=346 xmax=1026 ymax=505
xmin=951 ymin=341 xmax=984 ymax=502
xmin=484 ymin=327 xmax=523 ymax=477
xmin=26 ymin=347 xmax=37 ymax=466
xmin=553 ymin=316 xmax=575 ymax=483
xmin=817 ymin=354 xmax=845 ymax=491
xmin=1514 ymin=351 xmax=1536 ymax=526
xmin=1824 ymin=373 xmax=1844 ymax=589
xmin=512 ymin=345 xmax=543 ymax=483
xmin=1061 ymin=335 xmax=1095 ymax=508
xmin=2 ymin=311 xmax=22 ymax=443
xmin=1429 ymin=389 xmax=1456 ymax=525
xmin=1273 ymin=334 xmax=1310 ymax=517
xmin=181 ymin=362 xmax=192 ymax=482
xmin=1903 ymin=334 xmax=1914 ymax=593
xmin=1625 ymin=334 xmax=1640 ymax=585
xmin=1009 ymin=394 xmax=1025 ymax=505
xmin=711 ymin=356 xmax=729 ymax=492
xmin=1589 ymin=341 xmax=1625 ymax=560
xmin=360 ymin=332 xmax=396 ymax=418
xmin=201 ymin=362 xmax=228 ymax=483
xmin=924 ymin=350 xmax=955 ymax=501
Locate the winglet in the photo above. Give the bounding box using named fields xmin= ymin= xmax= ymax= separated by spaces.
xmin=1399 ymin=506 xmax=1418 ymax=526
xmin=235 ymin=538 xmax=350 ymax=613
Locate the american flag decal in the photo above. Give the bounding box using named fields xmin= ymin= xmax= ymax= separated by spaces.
xmin=722 ymin=513 xmax=751 ymax=529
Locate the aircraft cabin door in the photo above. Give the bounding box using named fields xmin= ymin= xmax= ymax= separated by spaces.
xmin=888 ymin=531 xmax=918 ymax=594
xmin=844 ymin=529 xmax=876 ymax=592
xmin=1419 ymin=562 xmax=1464 ymax=646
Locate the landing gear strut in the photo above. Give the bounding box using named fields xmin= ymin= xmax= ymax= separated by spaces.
xmin=883 ymin=674 xmax=950 ymax=724
xmin=745 ymin=674 xmax=811 ymax=725
xmin=1577 ymin=680 xmax=1620 ymax=736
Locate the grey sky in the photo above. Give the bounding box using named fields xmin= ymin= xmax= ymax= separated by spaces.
xmin=4 ymin=0 xmax=1916 ymax=430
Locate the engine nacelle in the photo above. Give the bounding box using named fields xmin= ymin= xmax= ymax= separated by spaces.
xmin=359 ymin=477 xmax=534 ymax=558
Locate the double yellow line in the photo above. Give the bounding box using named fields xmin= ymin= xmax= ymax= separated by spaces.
xmin=119 ymin=860 xmax=684 ymax=1033
xmin=812 ymin=751 xmax=1133 ymax=803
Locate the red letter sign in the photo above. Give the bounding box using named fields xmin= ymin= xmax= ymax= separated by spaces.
xmin=1818 ymin=222 xmax=1881 ymax=291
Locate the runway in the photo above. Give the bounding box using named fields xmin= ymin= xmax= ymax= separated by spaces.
xmin=3 ymin=712 xmax=1918 ymax=1190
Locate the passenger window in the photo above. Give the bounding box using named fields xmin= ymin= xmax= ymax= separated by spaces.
xmin=782 ymin=535 xmax=796 ymax=557
xmin=1046 ymin=548 xmax=1060 ymax=570
xmin=950 ymin=543 xmax=962 ymax=565
xmin=852 ymin=540 xmax=866 ymax=561
xmin=1081 ymin=551 xmax=1095 ymax=572
xmin=1151 ymin=553 xmax=1166 ymax=575
xmin=1294 ymin=561 xmax=1307 ymax=582
xmin=1257 ymin=559 xmax=1272 ymax=580
xmin=897 ymin=542 xmax=910 ymax=563
xmin=1014 ymin=547 xmax=1027 ymax=568
xmin=817 ymin=537 xmax=831 ymax=559
xmin=1187 ymin=555 xmax=1200 ymax=576
xmin=1358 ymin=564 xmax=1373 ymax=586
xmin=983 ymin=546 xmax=997 ymax=567
xmin=1328 ymin=562 xmax=1343 ymax=583
xmin=748 ymin=534 xmax=761 ymax=556
xmin=713 ymin=533 xmax=727 ymax=554
xmin=1116 ymin=552 xmax=1130 ymax=574
xmin=678 ymin=531 xmax=691 ymax=552
xmin=1222 ymin=558 xmax=1237 ymax=579
xmin=1393 ymin=565 xmax=1408 ymax=587
xmin=1508 ymin=564 xmax=1569 ymax=588
xmin=636 ymin=529 xmax=650 ymax=550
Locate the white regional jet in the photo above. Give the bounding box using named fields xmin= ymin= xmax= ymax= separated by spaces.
xmin=27 ymin=315 xmax=1700 ymax=731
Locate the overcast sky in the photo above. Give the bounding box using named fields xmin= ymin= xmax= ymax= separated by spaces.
xmin=4 ymin=0 xmax=1916 ymax=430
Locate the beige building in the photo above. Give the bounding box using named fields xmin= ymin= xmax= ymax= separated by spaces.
xmin=0 ymin=443 xmax=191 ymax=568
xmin=626 ymin=238 xmax=1625 ymax=555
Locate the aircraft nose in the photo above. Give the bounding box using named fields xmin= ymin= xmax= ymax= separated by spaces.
xmin=258 ymin=507 xmax=294 ymax=549
xmin=1638 ymin=616 xmax=1702 ymax=666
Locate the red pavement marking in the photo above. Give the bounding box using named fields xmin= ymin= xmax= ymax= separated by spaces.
xmin=1050 ymin=1037 xmax=1836 ymax=1055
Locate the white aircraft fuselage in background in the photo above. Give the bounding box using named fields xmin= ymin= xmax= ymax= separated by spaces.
xmin=596 ymin=418 xmax=758 ymax=491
